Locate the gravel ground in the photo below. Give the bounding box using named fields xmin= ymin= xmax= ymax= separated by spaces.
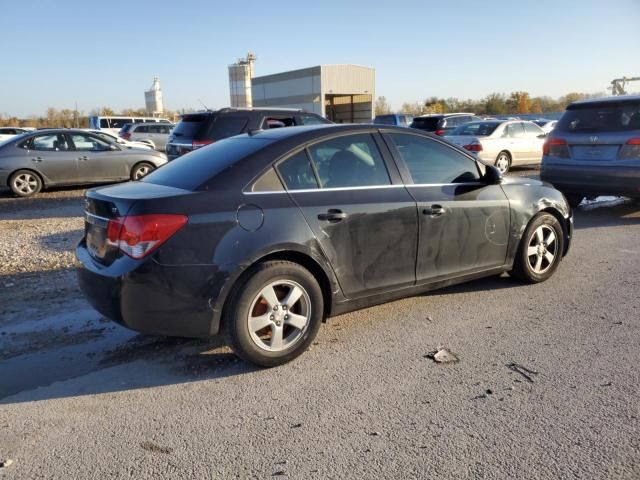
xmin=1 ymin=170 xmax=639 ymax=479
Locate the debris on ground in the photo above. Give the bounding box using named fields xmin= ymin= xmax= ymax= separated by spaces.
xmin=425 ymin=348 xmax=459 ymax=363
xmin=140 ymin=441 xmax=173 ymax=455
xmin=0 ymin=459 xmax=14 ymax=468
xmin=506 ymin=362 xmax=539 ymax=383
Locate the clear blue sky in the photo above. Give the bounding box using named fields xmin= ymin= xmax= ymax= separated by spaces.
xmin=2 ymin=0 xmax=639 ymax=117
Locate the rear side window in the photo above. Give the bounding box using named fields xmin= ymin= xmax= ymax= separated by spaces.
xmin=556 ymin=101 xmax=640 ymax=133
xmin=503 ymin=123 xmax=525 ymax=138
xmin=307 ymin=133 xmax=390 ymax=188
xmin=32 ymin=134 xmax=69 ymax=151
xmin=277 ymin=150 xmax=319 ymax=190
xmin=388 ymin=133 xmax=480 ymax=184
xmin=523 ymin=122 xmax=544 ymax=136
xmin=171 ymin=114 xmax=210 ymax=139
xmin=298 ymin=114 xmax=329 ymax=125
xmin=410 ymin=117 xmax=441 ymax=130
xmin=452 ymin=122 xmax=499 ymax=136
xmin=143 ymin=137 xmax=270 ymax=191
xmin=207 ymin=116 xmax=248 ymax=140
xmin=135 ymin=125 xmax=148 ymax=133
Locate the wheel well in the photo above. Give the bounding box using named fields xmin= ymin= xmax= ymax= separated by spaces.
xmin=8 ymin=168 xmax=45 ymax=188
xmin=540 ymin=207 xmax=570 ymax=256
xmin=497 ymin=150 xmax=512 ymax=162
xmin=221 ymin=251 xmax=333 ymax=324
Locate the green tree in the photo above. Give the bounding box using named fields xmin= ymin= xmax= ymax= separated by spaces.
xmin=483 ymin=93 xmax=507 ymax=115
xmin=374 ymin=96 xmax=391 ymax=115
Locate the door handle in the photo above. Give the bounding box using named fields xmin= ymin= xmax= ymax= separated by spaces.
xmin=317 ymin=209 xmax=347 ymax=222
xmin=31 ymin=157 xmax=43 ymax=162
xmin=423 ymin=205 xmax=446 ymax=217
xmin=78 ymin=156 xmax=88 ymax=161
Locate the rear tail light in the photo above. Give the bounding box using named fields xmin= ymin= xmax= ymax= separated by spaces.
xmin=106 ymin=214 xmax=188 ymax=259
xmin=178 ymin=147 xmax=191 ymax=155
xmin=619 ymin=138 xmax=640 ymax=160
xmin=121 ymin=132 xmax=131 ymax=140
xmin=192 ymin=140 xmax=214 ymax=150
xmin=434 ymin=129 xmax=445 ymax=136
xmin=463 ymin=142 xmax=483 ymax=152
xmin=543 ymin=138 xmax=570 ymax=158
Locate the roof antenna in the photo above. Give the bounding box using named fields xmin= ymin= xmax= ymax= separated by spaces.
xmin=197 ymin=98 xmax=210 ymax=111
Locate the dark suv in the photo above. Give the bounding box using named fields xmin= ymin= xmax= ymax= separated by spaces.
xmin=165 ymin=108 xmax=330 ymax=160
xmin=410 ymin=113 xmax=482 ymax=136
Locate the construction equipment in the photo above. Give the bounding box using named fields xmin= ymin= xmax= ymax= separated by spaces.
xmin=610 ymin=76 xmax=640 ymax=95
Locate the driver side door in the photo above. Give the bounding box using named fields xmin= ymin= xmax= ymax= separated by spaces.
xmin=383 ymin=131 xmax=511 ymax=282
xmin=69 ymin=133 xmax=122 ymax=182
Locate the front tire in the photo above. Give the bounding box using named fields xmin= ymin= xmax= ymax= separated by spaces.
xmin=223 ymin=261 xmax=324 ymax=367
xmin=9 ymin=170 xmax=43 ymax=197
xmin=509 ymin=213 xmax=564 ymax=283
xmin=131 ymin=162 xmax=154 ymax=180
xmin=495 ymin=151 xmax=511 ymax=174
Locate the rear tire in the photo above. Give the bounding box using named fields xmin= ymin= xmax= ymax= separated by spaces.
xmin=509 ymin=213 xmax=564 ymax=283
xmin=495 ymin=151 xmax=511 ymax=174
xmin=131 ymin=162 xmax=154 ymax=180
xmin=564 ymin=193 xmax=583 ymax=208
xmin=9 ymin=170 xmax=43 ymax=197
xmin=223 ymin=261 xmax=324 ymax=367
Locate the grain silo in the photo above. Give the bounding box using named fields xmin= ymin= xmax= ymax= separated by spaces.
xmin=145 ymin=77 xmax=164 ymax=115
xmin=228 ymin=52 xmax=256 ymax=108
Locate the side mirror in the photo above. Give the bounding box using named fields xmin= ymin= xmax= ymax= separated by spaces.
xmin=483 ymin=165 xmax=503 ymax=185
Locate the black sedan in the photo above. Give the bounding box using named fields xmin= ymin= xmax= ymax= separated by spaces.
xmin=77 ymin=124 xmax=573 ymax=367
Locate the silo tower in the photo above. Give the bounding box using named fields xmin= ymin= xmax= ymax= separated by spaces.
xmin=228 ymin=52 xmax=256 ymax=108
xmin=145 ymin=77 xmax=164 ymax=116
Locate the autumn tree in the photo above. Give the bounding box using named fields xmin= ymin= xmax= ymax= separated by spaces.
xmin=374 ymin=96 xmax=391 ymax=115
xmin=483 ymin=93 xmax=507 ymax=115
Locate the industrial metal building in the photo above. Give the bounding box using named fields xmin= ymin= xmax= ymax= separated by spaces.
xmin=250 ymin=64 xmax=375 ymax=123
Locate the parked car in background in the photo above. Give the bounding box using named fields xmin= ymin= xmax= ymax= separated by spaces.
xmin=541 ymin=95 xmax=640 ymax=207
xmin=84 ymin=129 xmax=153 ymax=150
xmin=89 ymin=116 xmax=172 ymax=136
xmin=119 ymin=123 xmax=173 ymax=151
xmin=446 ymin=120 xmax=547 ymax=173
xmin=410 ymin=113 xmax=482 ymax=136
xmin=373 ymin=113 xmax=413 ymax=127
xmin=77 ymin=124 xmax=572 ymax=367
xmin=0 ymin=127 xmax=31 ymax=143
xmin=0 ymin=129 xmax=167 ymax=197
xmin=165 ymin=107 xmax=331 ymax=160
xmin=533 ymin=119 xmax=558 ymax=134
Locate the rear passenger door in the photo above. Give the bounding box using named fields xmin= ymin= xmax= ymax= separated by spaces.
xmin=502 ymin=122 xmax=528 ymax=164
xmin=276 ymin=132 xmax=418 ymax=298
xmin=522 ymin=122 xmax=546 ymax=162
xmin=383 ymin=131 xmax=510 ymax=281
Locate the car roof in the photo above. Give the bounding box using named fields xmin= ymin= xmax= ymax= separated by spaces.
xmin=568 ymin=95 xmax=640 ymax=108
xmin=182 ymin=107 xmax=309 ymax=117
xmin=235 ymin=123 xmax=421 ymax=142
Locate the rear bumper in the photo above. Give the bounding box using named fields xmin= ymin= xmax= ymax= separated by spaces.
xmin=541 ymin=162 xmax=640 ymax=197
xmin=76 ymin=242 xmax=223 ymax=338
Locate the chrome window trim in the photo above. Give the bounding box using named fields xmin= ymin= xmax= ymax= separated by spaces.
xmin=243 ymin=182 xmax=486 ymax=195
xmin=84 ymin=211 xmax=110 ymax=226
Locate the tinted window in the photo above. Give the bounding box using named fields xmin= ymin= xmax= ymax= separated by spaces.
xmin=388 ymin=133 xmax=480 ymax=184
xmin=252 ymin=167 xmax=284 ymax=192
xmin=277 ymin=150 xmax=319 ymax=190
xmin=69 ymin=134 xmax=111 ymax=151
xmin=556 ymin=101 xmax=640 ymax=132
xmin=207 ymin=116 xmax=248 ymax=140
xmin=172 ymin=114 xmax=210 ymax=139
xmin=307 ymin=133 xmax=390 ymax=188
xmin=410 ymin=116 xmax=442 ymax=130
xmin=451 ymin=122 xmax=500 ymax=136
xmin=143 ymin=137 xmax=270 ymax=191
xmin=523 ymin=122 xmax=544 ymax=136
xmin=0 ymin=128 xmax=17 ymax=134
xmin=374 ymin=115 xmax=396 ymax=125
xmin=32 ymin=134 xmax=69 ymax=151
xmin=134 ymin=125 xmax=148 ymax=133
xmin=503 ymin=123 xmax=526 ymax=138
xmin=99 ymin=118 xmax=131 ymax=129
xmin=299 ymin=114 xmax=329 ymax=125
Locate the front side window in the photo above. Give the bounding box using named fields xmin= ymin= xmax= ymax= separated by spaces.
xmin=523 ymin=122 xmax=544 ymax=136
xmin=277 ymin=150 xmax=319 ymax=190
xmin=388 ymin=133 xmax=480 ymax=184
xmin=32 ymin=134 xmax=69 ymax=151
xmin=69 ymin=134 xmax=111 ymax=151
xmin=307 ymin=133 xmax=390 ymax=188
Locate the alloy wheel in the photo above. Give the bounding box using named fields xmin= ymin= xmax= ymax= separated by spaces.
xmin=12 ymin=173 xmax=38 ymax=195
xmin=495 ymin=154 xmax=510 ymax=173
xmin=247 ymin=280 xmax=311 ymax=352
xmin=526 ymin=225 xmax=557 ymax=274
xmin=134 ymin=165 xmax=151 ymax=179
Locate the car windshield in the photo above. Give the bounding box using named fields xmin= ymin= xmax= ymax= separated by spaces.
xmin=142 ymin=137 xmax=270 ymax=191
xmin=410 ymin=117 xmax=441 ymax=130
xmin=451 ymin=122 xmax=500 ymax=136
xmin=556 ymin=100 xmax=640 ymax=133
xmin=0 ymin=132 xmax=29 ymax=147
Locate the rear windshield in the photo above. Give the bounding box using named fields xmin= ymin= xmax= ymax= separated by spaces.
xmin=206 ymin=115 xmax=248 ymax=140
xmin=410 ymin=117 xmax=442 ymax=130
xmin=143 ymin=137 xmax=270 ymax=191
xmin=374 ymin=115 xmax=396 ymax=125
xmin=556 ymin=101 xmax=640 ymax=133
xmin=451 ymin=122 xmax=500 ymax=136
xmin=171 ymin=114 xmax=210 ymax=139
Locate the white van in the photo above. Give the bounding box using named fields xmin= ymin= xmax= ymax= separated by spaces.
xmin=89 ymin=116 xmax=172 ymax=136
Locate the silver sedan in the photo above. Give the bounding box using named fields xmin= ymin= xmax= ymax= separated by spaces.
xmin=446 ymin=120 xmax=547 ymax=173
xmin=0 ymin=129 xmax=167 ymax=197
